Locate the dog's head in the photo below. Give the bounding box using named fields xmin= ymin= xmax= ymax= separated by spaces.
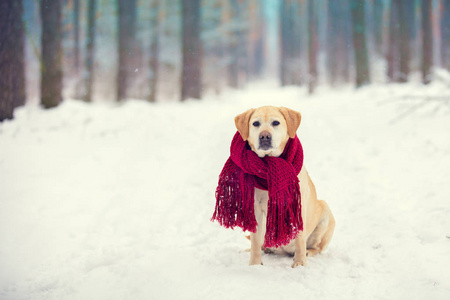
xmin=235 ymin=106 xmax=301 ymax=157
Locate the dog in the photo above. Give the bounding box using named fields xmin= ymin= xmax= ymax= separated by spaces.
xmin=234 ymin=106 xmax=335 ymax=268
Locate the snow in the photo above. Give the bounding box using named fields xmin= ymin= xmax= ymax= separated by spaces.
xmin=1 ymin=81 xmax=450 ymax=299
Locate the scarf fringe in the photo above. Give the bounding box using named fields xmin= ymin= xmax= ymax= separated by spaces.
xmin=264 ymin=181 xmax=302 ymax=248
xmin=211 ymin=163 xmax=258 ymax=233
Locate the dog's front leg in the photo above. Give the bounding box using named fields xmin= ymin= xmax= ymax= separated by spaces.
xmin=249 ymin=189 xmax=268 ymax=265
xmin=249 ymin=231 xmax=263 ymax=265
xmin=291 ymin=231 xmax=307 ymax=268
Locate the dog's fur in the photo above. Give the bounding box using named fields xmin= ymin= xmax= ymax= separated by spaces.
xmin=234 ymin=106 xmax=335 ymax=268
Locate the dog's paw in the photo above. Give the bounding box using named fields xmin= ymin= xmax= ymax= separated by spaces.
xmin=306 ymin=249 xmax=319 ymax=257
xmin=264 ymin=248 xmax=274 ymax=254
xmin=249 ymin=256 xmax=263 ymax=266
xmin=291 ymin=259 xmax=307 ymax=268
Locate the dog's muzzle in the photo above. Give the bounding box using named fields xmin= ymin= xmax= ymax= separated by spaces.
xmin=258 ymin=131 xmax=272 ymax=150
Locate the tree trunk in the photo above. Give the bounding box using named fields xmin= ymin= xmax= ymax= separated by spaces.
xmin=398 ymin=0 xmax=410 ymax=82
xmin=441 ymin=0 xmax=450 ymax=70
xmin=308 ymin=0 xmax=318 ymax=94
xmin=203 ymin=0 xmax=224 ymax=94
xmin=280 ymin=0 xmax=289 ymax=86
xmin=290 ymin=0 xmax=302 ymax=85
xmin=228 ymin=0 xmax=248 ymax=87
xmin=406 ymin=0 xmax=417 ymax=69
xmin=387 ymin=0 xmax=399 ymax=81
xmin=328 ymin=0 xmax=353 ymax=84
xmin=41 ymin=0 xmax=63 ymax=109
xmin=228 ymin=0 xmax=240 ymax=88
xmin=421 ymin=0 xmax=433 ymax=84
xmin=117 ymin=0 xmax=137 ymax=101
xmin=148 ymin=0 xmax=160 ymax=102
xmin=350 ymin=0 xmax=370 ymax=87
xmin=237 ymin=0 xmax=249 ymax=86
xmin=342 ymin=0 xmax=352 ymax=83
xmin=181 ymin=0 xmax=202 ymax=100
xmin=280 ymin=0 xmax=301 ymax=86
xmin=250 ymin=0 xmax=265 ymax=80
xmin=327 ymin=0 xmax=340 ymax=86
xmin=74 ymin=0 xmax=80 ymax=75
xmin=84 ymin=0 xmax=97 ymax=102
xmin=373 ymin=0 xmax=384 ymax=56
xmin=0 ymin=0 xmax=25 ymax=121
xmin=212 ymin=0 xmax=225 ymax=93
xmin=253 ymin=31 xmax=265 ymax=78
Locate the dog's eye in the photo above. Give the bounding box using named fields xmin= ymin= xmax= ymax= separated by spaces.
xmin=253 ymin=121 xmax=260 ymax=127
xmin=272 ymin=121 xmax=280 ymax=126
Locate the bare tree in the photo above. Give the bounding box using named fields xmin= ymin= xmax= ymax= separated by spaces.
xmin=442 ymin=0 xmax=450 ymax=70
xmin=387 ymin=0 xmax=399 ymax=81
xmin=237 ymin=0 xmax=249 ymax=87
xmin=181 ymin=0 xmax=202 ymax=100
xmin=73 ymin=0 xmax=80 ymax=75
xmin=203 ymin=0 xmax=226 ymax=93
xmin=327 ymin=0 xmax=352 ymax=85
xmin=84 ymin=0 xmax=97 ymax=102
xmin=148 ymin=0 xmax=160 ymax=102
xmin=350 ymin=0 xmax=370 ymax=87
xmin=280 ymin=0 xmax=301 ymax=86
xmin=117 ymin=0 xmax=137 ymax=101
xmin=248 ymin=0 xmax=265 ymax=80
xmin=373 ymin=0 xmax=384 ymax=56
xmin=308 ymin=0 xmax=318 ymax=93
xmin=398 ymin=0 xmax=410 ymax=82
xmin=41 ymin=0 xmax=63 ymax=108
xmin=228 ymin=0 xmax=240 ymax=88
xmin=0 ymin=0 xmax=25 ymax=121
xmin=421 ymin=0 xmax=433 ymax=84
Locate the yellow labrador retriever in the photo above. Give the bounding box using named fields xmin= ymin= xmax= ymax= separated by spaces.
xmin=235 ymin=106 xmax=335 ymax=268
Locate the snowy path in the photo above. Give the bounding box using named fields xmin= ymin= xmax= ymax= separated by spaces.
xmin=1 ymin=82 xmax=450 ymax=299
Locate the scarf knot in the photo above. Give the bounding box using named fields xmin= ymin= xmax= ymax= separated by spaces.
xmin=211 ymin=131 xmax=304 ymax=248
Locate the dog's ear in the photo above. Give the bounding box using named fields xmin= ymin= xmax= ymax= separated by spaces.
xmin=234 ymin=108 xmax=255 ymax=141
xmin=278 ymin=107 xmax=301 ymax=138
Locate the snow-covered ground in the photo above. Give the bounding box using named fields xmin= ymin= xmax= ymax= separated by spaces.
xmin=1 ymin=81 xmax=450 ymax=300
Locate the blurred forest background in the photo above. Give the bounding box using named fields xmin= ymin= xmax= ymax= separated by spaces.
xmin=1 ymin=0 xmax=450 ymax=121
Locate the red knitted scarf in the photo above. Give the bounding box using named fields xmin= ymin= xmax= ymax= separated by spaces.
xmin=211 ymin=131 xmax=304 ymax=248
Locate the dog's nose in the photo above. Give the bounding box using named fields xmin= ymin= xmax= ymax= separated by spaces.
xmin=259 ymin=131 xmax=271 ymax=141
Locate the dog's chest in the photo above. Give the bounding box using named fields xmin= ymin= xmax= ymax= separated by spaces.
xmin=254 ymin=188 xmax=296 ymax=254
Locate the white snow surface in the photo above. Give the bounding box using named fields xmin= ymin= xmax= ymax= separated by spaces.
xmin=1 ymin=81 xmax=450 ymax=300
